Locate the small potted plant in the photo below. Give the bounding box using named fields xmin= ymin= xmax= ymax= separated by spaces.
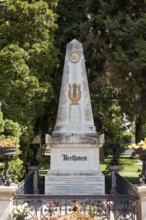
xmin=128 ymin=138 xmax=146 ymax=154
xmin=0 ymin=139 xmax=16 ymax=155
xmin=13 ymin=203 xmax=29 ymax=220
xmin=128 ymin=138 xmax=146 ymax=184
xmin=0 ymin=138 xmax=16 ymax=185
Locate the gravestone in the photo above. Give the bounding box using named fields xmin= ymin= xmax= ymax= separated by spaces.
xmin=45 ymin=39 xmax=105 ymax=195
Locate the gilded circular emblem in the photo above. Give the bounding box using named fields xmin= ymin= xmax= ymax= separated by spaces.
xmin=69 ymin=53 xmax=80 ymax=63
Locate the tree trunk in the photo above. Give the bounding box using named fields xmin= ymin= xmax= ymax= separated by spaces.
xmin=135 ymin=115 xmax=142 ymax=143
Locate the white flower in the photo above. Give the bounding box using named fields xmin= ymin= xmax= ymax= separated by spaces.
xmin=13 ymin=203 xmax=29 ymax=218
xmin=23 ymin=202 xmax=28 ymax=208
xmin=19 ymin=208 xmax=23 ymax=213
xmin=13 ymin=210 xmax=18 ymax=215
xmin=17 ymin=205 xmax=21 ymax=209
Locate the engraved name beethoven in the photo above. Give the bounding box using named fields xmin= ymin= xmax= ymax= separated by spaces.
xmin=62 ymin=154 xmax=87 ymax=162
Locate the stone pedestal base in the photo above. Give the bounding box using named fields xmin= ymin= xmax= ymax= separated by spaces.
xmin=28 ymin=165 xmax=39 ymax=194
xmin=133 ymin=185 xmax=146 ymax=220
xmin=45 ymin=170 xmax=105 ymax=195
xmin=109 ymin=166 xmax=121 ymax=195
xmin=45 ymin=135 xmax=105 ymax=196
xmin=0 ymin=185 xmax=17 ymax=220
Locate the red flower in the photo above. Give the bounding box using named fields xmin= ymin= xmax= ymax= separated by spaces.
xmin=48 ymin=201 xmax=52 ymax=206
xmin=55 ymin=201 xmax=59 ymax=207
xmin=73 ymin=205 xmax=78 ymax=212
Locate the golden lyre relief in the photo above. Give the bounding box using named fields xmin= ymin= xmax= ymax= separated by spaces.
xmin=68 ymin=83 xmax=81 ymax=105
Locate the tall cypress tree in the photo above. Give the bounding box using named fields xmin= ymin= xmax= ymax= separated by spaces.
xmin=80 ymin=0 xmax=146 ymax=142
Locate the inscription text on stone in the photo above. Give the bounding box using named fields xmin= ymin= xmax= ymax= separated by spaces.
xmin=62 ymin=154 xmax=87 ymax=162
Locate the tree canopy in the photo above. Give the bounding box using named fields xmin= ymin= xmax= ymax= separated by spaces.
xmin=0 ymin=0 xmax=58 ymax=140
xmin=0 ymin=0 xmax=58 ymax=179
xmin=1 ymin=0 xmax=146 ymax=179
xmin=79 ymin=0 xmax=146 ymax=143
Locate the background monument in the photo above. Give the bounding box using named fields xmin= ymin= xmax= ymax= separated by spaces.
xmin=45 ymin=39 xmax=105 ymax=195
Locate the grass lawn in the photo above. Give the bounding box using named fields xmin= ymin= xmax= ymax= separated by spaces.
xmin=100 ymin=157 xmax=142 ymax=184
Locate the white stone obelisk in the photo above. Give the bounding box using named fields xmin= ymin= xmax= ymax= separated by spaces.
xmin=52 ymin=39 xmax=97 ymax=137
xmin=45 ymin=39 xmax=105 ymax=195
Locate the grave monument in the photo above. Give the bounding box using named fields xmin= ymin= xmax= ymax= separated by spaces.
xmin=45 ymin=39 xmax=105 ymax=195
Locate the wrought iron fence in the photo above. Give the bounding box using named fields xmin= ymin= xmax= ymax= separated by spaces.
xmin=115 ymin=173 xmax=136 ymax=195
xmin=13 ymin=172 xmax=138 ymax=220
xmin=15 ymin=172 xmax=34 ymax=195
xmin=13 ymin=194 xmax=137 ymax=220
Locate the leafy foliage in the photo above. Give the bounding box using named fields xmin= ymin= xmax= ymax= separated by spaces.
xmin=0 ymin=0 xmax=58 ymax=180
xmin=1 ymin=0 xmax=146 ymax=179
xmin=0 ymin=107 xmax=23 ymax=182
xmin=80 ymin=0 xmax=146 ymax=144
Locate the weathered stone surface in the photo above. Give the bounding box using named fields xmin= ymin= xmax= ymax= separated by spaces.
xmin=52 ymin=39 xmax=97 ymax=137
xmin=50 ymin=147 xmax=100 ymax=171
xmin=45 ymin=134 xmax=104 ymax=145
xmin=45 ymin=172 xmax=105 ymax=195
xmin=0 ymin=186 xmax=17 ymax=220
xmin=45 ymin=39 xmax=105 ymax=195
